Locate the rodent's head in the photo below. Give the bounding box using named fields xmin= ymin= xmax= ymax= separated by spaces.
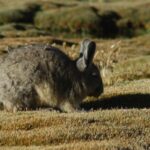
xmin=76 ymin=39 xmax=103 ymax=97
xmin=83 ymin=64 xmax=103 ymax=97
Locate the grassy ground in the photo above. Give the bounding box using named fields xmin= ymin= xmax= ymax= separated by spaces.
xmin=0 ymin=109 xmax=150 ymax=149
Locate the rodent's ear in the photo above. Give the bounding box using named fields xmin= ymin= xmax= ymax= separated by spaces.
xmin=76 ymin=39 xmax=96 ymax=72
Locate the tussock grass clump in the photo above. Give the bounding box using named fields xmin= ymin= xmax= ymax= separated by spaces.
xmin=100 ymin=48 xmax=150 ymax=85
xmin=111 ymin=2 xmax=149 ymax=36
xmin=94 ymin=40 xmax=121 ymax=85
xmin=0 ymin=3 xmax=40 ymax=25
xmin=34 ymin=6 xmax=101 ymax=37
xmin=110 ymin=56 xmax=150 ymax=84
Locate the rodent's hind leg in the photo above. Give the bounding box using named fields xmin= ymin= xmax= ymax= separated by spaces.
xmin=59 ymin=101 xmax=81 ymax=113
xmin=2 ymin=100 xmax=26 ymax=112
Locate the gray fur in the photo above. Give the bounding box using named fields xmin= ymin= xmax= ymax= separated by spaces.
xmin=0 ymin=40 xmax=103 ymax=112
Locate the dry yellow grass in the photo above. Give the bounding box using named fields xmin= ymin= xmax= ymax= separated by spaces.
xmin=0 ymin=108 xmax=150 ymax=149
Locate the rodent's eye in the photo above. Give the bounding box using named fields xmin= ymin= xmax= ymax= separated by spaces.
xmin=92 ymin=72 xmax=98 ymax=77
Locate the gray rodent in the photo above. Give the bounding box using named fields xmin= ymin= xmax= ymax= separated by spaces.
xmin=0 ymin=39 xmax=103 ymax=112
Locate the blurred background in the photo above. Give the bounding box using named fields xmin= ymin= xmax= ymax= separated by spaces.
xmin=0 ymin=0 xmax=149 ymax=38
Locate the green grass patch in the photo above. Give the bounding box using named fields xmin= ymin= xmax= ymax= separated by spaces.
xmin=34 ymin=6 xmax=101 ymax=37
xmin=0 ymin=23 xmax=48 ymax=37
xmin=0 ymin=3 xmax=40 ymax=25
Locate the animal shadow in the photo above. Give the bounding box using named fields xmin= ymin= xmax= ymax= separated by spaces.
xmin=81 ymin=94 xmax=150 ymax=110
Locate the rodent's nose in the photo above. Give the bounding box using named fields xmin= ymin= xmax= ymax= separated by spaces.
xmin=99 ymin=85 xmax=104 ymax=94
xmin=94 ymin=85 xmax=103 ymax=97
